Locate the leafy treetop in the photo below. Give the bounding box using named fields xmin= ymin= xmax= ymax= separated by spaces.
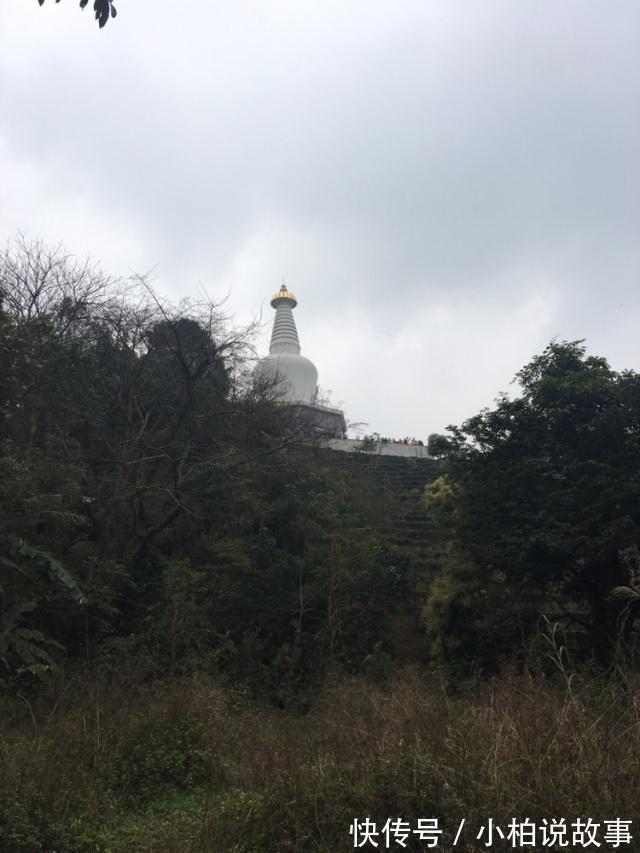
xmin=425 ymin=340 xmax=640 ymax=668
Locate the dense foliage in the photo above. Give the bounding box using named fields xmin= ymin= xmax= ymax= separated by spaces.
xmin=425 ymin=340 xmax=640 ymax=670
xmin=0 ymin=238 xmax=407 ymax=696
xmin=4 ymin=669 xmax=640 ymax=852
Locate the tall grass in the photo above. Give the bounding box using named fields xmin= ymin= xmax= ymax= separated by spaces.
xmin=1 ymin=668 xmax=640 ymax=851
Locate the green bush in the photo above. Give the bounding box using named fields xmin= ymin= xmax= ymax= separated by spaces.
xmin=0 ymin=796 xmax=110 ymax=853
xmin=206 ymin=745 xmax=459 ymax=852
xmin=110 ymin=713 xmax=215 ymax=803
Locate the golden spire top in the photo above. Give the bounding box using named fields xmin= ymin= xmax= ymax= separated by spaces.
xmin=270 ymin=281 xmax=297 ymax=308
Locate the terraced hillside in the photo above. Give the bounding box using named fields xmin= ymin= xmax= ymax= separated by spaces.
xmin=322 ymin=448 xmax=443 ymax=661
xmin=326 ymin=449 xmax=437 ymax=546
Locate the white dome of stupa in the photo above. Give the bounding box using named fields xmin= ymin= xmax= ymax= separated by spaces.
xmin=254 ymin=284 xmax=318 ymax=404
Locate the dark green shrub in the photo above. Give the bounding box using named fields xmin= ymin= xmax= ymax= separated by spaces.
xmin=110 ymin=713 xmax=215 ymax=803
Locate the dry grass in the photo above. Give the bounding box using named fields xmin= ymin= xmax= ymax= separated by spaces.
xmin=2 ymin=668 xmax=640 ymax=851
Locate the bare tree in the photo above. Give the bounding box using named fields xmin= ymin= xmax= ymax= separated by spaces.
xmin=0 ymin=234 xmax=112 ymax=339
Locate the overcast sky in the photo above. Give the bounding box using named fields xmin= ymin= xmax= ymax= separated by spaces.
xmin=1 ymin=1 xmax=638 ymax=437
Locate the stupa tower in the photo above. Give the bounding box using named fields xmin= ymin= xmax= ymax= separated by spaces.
xmin=269 ymin=284 xmax=302 ymax=355
xmin=255 ymin=283 xmax=318 ymax=403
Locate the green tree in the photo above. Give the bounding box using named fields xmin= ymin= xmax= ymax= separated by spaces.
xmin=0 ymin=237 xmax=274 ymax=677
xmin=425 ymin=340 xmax=640 ymax=668
xmin=0 ymin=235 xmax=420 ymax=695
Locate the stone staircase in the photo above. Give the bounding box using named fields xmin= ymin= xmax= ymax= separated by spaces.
xmin=325 ymin=450 xmax=440 ymax=568
xmin=322 ymin=449 xmax=442 ymax=662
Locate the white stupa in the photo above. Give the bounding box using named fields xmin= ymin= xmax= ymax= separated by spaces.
xmin=254 ymin=283 xmax=319 ymax=403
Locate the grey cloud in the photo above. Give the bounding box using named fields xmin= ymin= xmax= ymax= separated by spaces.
xmin=1 ymin=0 xmax=638 ymax=434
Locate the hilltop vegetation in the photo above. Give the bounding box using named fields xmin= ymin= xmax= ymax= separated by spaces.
xmin=0 ymin=237 xmax=409 ymax=700
xmin=2 ymin=237 xmax=640 ymax=850
xmin=425 ymin=340 xmax=640 ymax=671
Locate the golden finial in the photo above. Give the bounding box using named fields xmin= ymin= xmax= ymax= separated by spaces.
xmin=271 ymin=281 xmax=297 ymax=308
